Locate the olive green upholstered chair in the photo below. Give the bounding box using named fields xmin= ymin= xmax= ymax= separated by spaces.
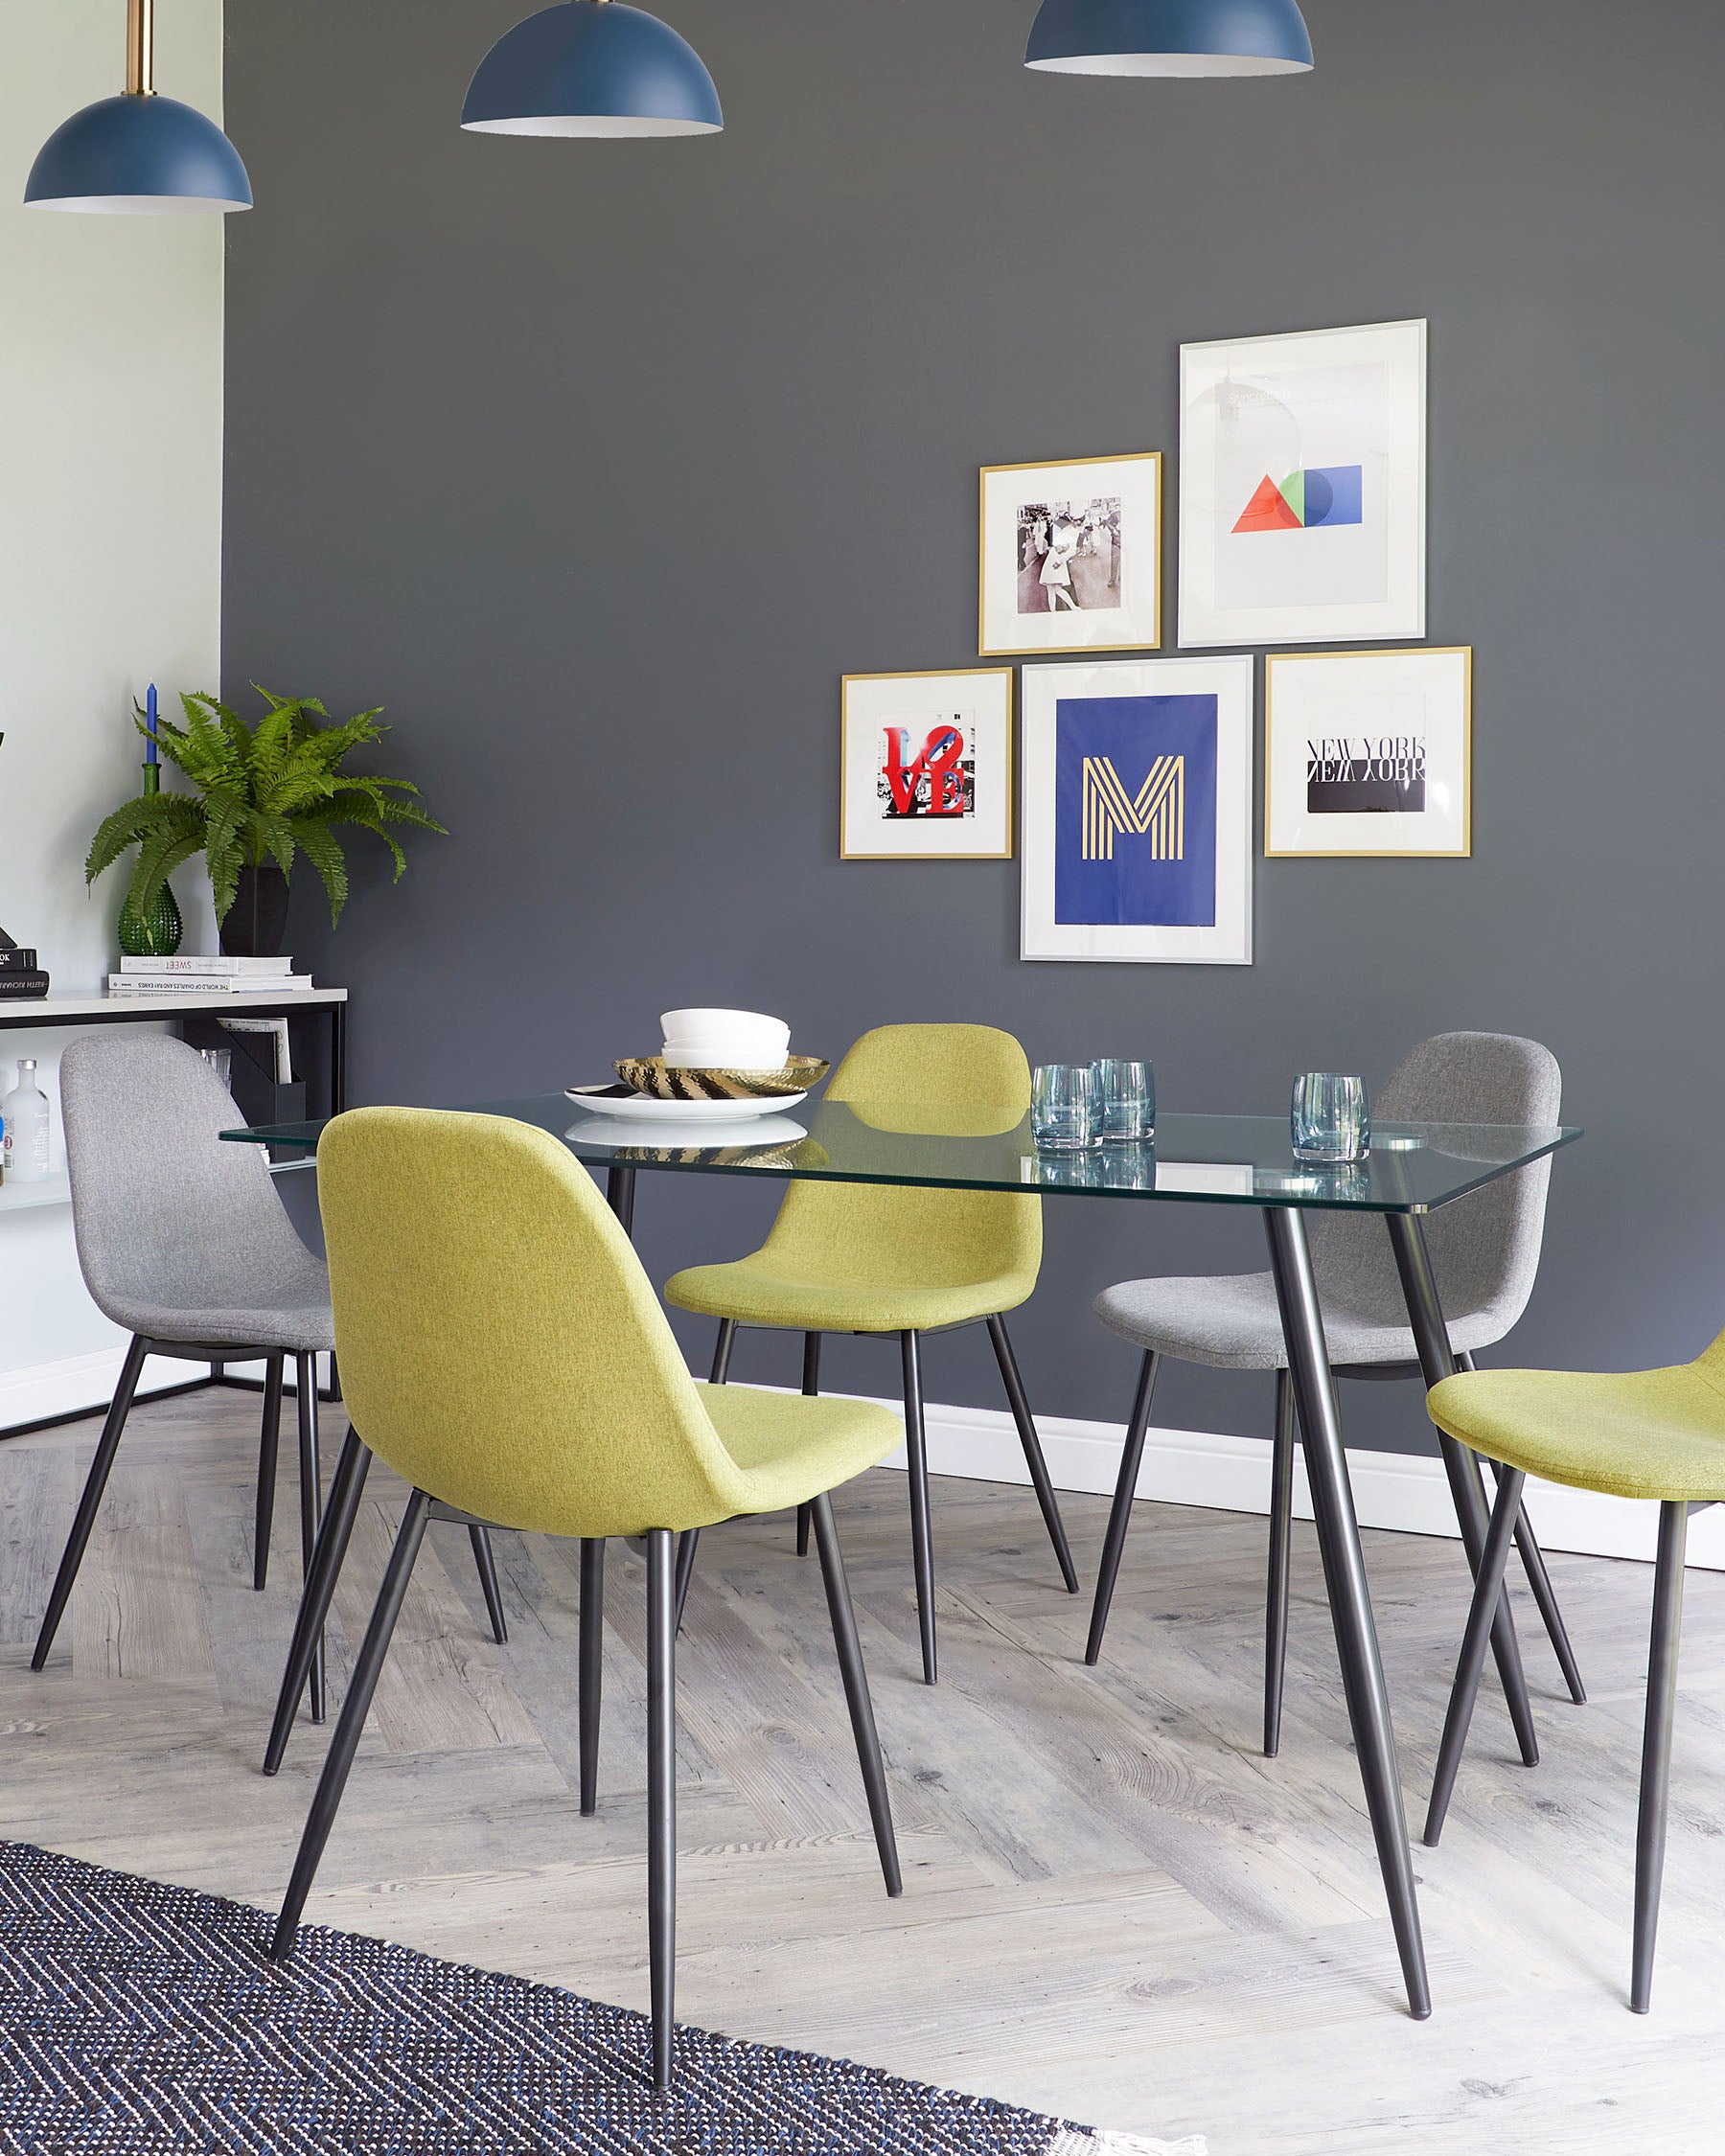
xmin=663 ymin=1022 xmax=1077 ymax=1685
xmin=1423 ymin=1336 xmax=1725 ymax=2012
xmin=267 ymin=1108 xmax=904 ymax=2091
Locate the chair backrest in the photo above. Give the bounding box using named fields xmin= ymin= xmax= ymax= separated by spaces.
xmin=757 ymin=1023 xmax=1041 ymax=1294
xmin=1311 ymin=1030 xmax=1562 ymax=1339
xmin=316 ymin=1107 xmax=758 ymax=1538
xmin=58 ymin=1032 xmax=319 ymax=1331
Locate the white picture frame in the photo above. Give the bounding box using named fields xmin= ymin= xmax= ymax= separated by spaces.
xmin=1179 ymin=319 xmax=1426 ymax=649
xmin=1021 ymin=654 xmax=1254 ymax=964
xmin=840 ymin=668 xmax=1014 ymax=860
xmin=980 ymin=452 xmax=1162 ymax=656
xmin=1265 ymin=646 xmax=1472 ymax=859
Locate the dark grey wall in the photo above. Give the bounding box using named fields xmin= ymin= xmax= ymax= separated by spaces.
xmin=222 ymin=1 xmax=1725 ymax=1454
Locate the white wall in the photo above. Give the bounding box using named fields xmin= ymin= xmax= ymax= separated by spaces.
xmin=0 ymin=0 xmax=226 ymax=1417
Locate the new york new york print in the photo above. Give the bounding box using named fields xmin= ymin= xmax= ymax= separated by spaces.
xmin=1055 ymin=695 xmax=1218 ymax=927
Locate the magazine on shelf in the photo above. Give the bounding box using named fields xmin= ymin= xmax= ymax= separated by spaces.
xmin=105 ymin=975 xmax=315 ymax=998
xmin=118 ymin=954 xmax=296 ymax=975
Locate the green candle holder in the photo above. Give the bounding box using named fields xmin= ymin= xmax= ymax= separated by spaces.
xmin=116 ymin=760 xmax=184 ymax=959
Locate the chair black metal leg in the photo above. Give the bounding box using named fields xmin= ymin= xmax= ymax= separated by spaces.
xmin=708 ymin=1319 xmax=736 ymax=1385
xmin=579 ymin=1537 xmax=605 ymax=1816
xmin=1632 ymin=1501 xmax=1689 ymax=2014
xmin=1266 ymin=1206 xmax=1430 ymax=2020
xmin=1085 ymin=1350 xmax=1158 ymax=1667
xmin=796 ymin=1332 xmax=821 ymax=1557
xmin=264 ymin=1428 xmax=372 ymax=1775
xmin=1460 ymin=1355 xmax=1586 ymax=1707
xmin=1264 ymin=1368 xmax=1297 ymax=1758
xmin=900 ymin=1329 xmax=937 ymax=1686
xmin=985 ymin=1314 xmax=1079 ymax=1594
xmin=255 ymin=1354 xmax=285 ymax=1592
xmin=295 ymin=1356 xmax=326 ymax=1724
xmin=809 ymin=1490 xmax=901 ymax=1897
xmin=269 ymin=1489 xmax=431 ymax=1962
xmin=470 ymin=1525 xmax=508 ymax=1644
xmin=33 ymin=1334 xmax=150 ymax=1671
xmin=1424 ymin=1468 xmax=1527 ymax=1846
xmin=646 ymin=1526 xmax=678 ymax=2090
xmin=1387 ymin=1215 xmax=1539 ymax=1769
xmin=673 ymin=1528 xmax=700 ymax=1631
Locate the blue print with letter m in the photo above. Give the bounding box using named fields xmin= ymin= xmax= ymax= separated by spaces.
xmin=1055 ymin=695 xmax=1217 ymax=927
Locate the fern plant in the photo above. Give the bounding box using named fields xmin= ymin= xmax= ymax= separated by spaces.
xmin=86 ymin=687 xmax=446 ymax=929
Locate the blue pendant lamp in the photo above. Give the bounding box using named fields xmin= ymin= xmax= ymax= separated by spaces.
xmin=463 ymin=1 xmax=722 ymax=138
xmin=1026 ymin=0 xmax=1313 ymax=77
xmin=26 ymin=0 xmax=250 ymax=213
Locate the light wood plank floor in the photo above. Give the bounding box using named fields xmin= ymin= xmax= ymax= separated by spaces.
xmin=3 ymin=1385 xmax=1723 ymax=2153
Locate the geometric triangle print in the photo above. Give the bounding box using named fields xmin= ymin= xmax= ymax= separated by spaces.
xmin=1232 ymin=472 xmax=1302 ymax=533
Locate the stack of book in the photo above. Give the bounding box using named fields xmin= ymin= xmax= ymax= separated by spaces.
xmin=105 ymin=956 xmax=316 ymax=998
xmin=0 ymin=943 xmax=50 ymax=1000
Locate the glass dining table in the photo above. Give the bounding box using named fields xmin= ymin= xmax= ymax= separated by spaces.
xmin=226 ymin=1093 xmax=1583 ymax=2022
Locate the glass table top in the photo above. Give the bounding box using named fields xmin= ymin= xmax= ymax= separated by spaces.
xmin=222 ymin=1095 xmax=1582 ymax=1213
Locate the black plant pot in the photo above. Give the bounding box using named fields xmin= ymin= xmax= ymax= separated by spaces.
xmin=219 ymin=862 xmax=291 ymax=958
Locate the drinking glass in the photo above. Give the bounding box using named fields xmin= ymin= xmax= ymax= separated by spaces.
xmin=1291 ymin=1073 xmax=1370 ymax=1162
xmin=1092 ymin=1059 xmax=1155 ymax=1143
xmin=1031 ymin=1065 xmax=1096 ymax=1151
xmin=197 ymin=1046 xmax=233 ymax=1087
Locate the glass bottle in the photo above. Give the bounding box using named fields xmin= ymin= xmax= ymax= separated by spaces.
xmin=2 ymin=1060 xmax=52 ymax=1183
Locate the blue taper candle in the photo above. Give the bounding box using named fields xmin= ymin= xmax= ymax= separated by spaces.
xmin=145 ymin=682 xmax=158 ymax=766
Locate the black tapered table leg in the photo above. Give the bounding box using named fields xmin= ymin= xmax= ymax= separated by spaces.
xmin=1086 ymin=1350 xmax=1159 ymax=1666
xmin=264 ymin=1427 xmax=372 ymax=1775
xmin=673 ymin=1528 xmax=700 ymax=1631
xmin=255 ymin=1354 xmax=286 ymax=1592
xmin=34 ymin=1334 xmax=150 ymax=1670
xmin=295 ymin=1356 xmax=326 ymax=1723
xmin=579 ymin=1536 xmax=605 ymax=1816
xmin=646 ymin=1526 xmax=678 ymax=2089
xmin=1265 ymin=1206 xmax=1431 ymax=2021
xmin=985 ymin=1314 xmax=1079 ymax=1593
xmin=810 ymin=1491 xmax=901 ymax=1896
xmin=797 ymin=1332 xmax=821 ymax=1557
xmin=1633 ymin=1501 xmax=1689 ymax=2013
xmin=470 ymin=1525 xmax=508 ymax=1643
xmin=1425 ymin=1468 xmax=1527 ymax=1845
xmin=900 ymin=1329 xmax=937 ymax=1686
xmin=270 ymin=1489 xmax=431 ymax=1961
xmin=709 ymin=1319 xmax=736 ymax=1386
xmin=605 ymin=1162 xmax=636 ymax=1237
xmin=1387 ymin=1215 xmax=1538 ymax=1767
xmin=1264 ymin=1367 xmax=1297 ymax=1758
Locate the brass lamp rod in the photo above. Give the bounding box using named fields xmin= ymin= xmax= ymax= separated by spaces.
xmin=126 ymin=0 xmax=154 ymax=96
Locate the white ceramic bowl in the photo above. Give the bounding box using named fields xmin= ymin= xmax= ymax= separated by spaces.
xmin=659 ymin=1008 xmax=791 ymax=1069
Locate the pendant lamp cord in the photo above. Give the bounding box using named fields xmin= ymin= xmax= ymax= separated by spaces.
xmin=126 ymin=0 xmax=154 ymax=97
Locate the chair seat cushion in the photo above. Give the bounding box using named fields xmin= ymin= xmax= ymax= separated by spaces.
xmin=666 ymin=1255 xmax=1031 ymax=1335
xmin=695 ymin=1383 xmax=903 ymax=1513
xmin=102 ymin=1249 xmax=335 ymax=1355
xmin=1093 ymin=1270 xmax=1504 ymax=1372
xmin=1428 ymin=1362 xmax=1725 ymax=1502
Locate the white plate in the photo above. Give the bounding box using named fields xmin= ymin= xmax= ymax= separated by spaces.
xmin=564 ymin=1087 xmax=809 ymax=1125
xmin=564 ymin=1112 xmax=808 ymax=1147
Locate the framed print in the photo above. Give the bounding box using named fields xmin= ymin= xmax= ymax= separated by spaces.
xmin=1265 ymin=646 xmax=1471 ymax=859
xmin=840 ymin=668 xmax=1013 ymax=860
xmin=1021 ymin=654 xmax=1254 ymax=964
xmin=1179 ymin=320 xmax=1426 ymax=648
xmin=980 ymin=451 xmax=1162 ymax=656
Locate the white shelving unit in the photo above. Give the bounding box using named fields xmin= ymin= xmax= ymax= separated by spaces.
xmin=0 ymin=1170 xmax=71 ymax=1215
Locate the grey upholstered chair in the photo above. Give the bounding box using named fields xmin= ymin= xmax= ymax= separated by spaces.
xmin=1085 ymin=1032 xmax=1583 ymax=1753
xmin=31 ymin=1035 xmax=507 ymax=1702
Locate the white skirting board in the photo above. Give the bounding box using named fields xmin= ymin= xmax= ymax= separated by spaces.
xmin=857 ymin=1392 xmax=1725 ymax=1572
xmin=0 ymin=1346 xmax=330 ymax=1434
xmin=4 ymin=1351 xmax=1718 ymax=1571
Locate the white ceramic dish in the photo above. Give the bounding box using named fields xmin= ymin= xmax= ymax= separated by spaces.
xmin=564 ymin=1112 xmax=808 ymax=1147
xmin=565 ymin=1086 xmax=809 ymax=1125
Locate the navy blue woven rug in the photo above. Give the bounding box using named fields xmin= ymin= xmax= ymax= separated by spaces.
xmin=0 ymin=1842 xmax=1194 ymax=2155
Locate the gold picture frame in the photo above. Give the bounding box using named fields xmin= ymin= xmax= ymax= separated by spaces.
xmin=978 ymin=451 xmax=1162 ymax=658
xmin=1264 ymin=646 xmax=1472 ymax=859
xmin=840 ymin=667 xmax=1014 ymax=861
